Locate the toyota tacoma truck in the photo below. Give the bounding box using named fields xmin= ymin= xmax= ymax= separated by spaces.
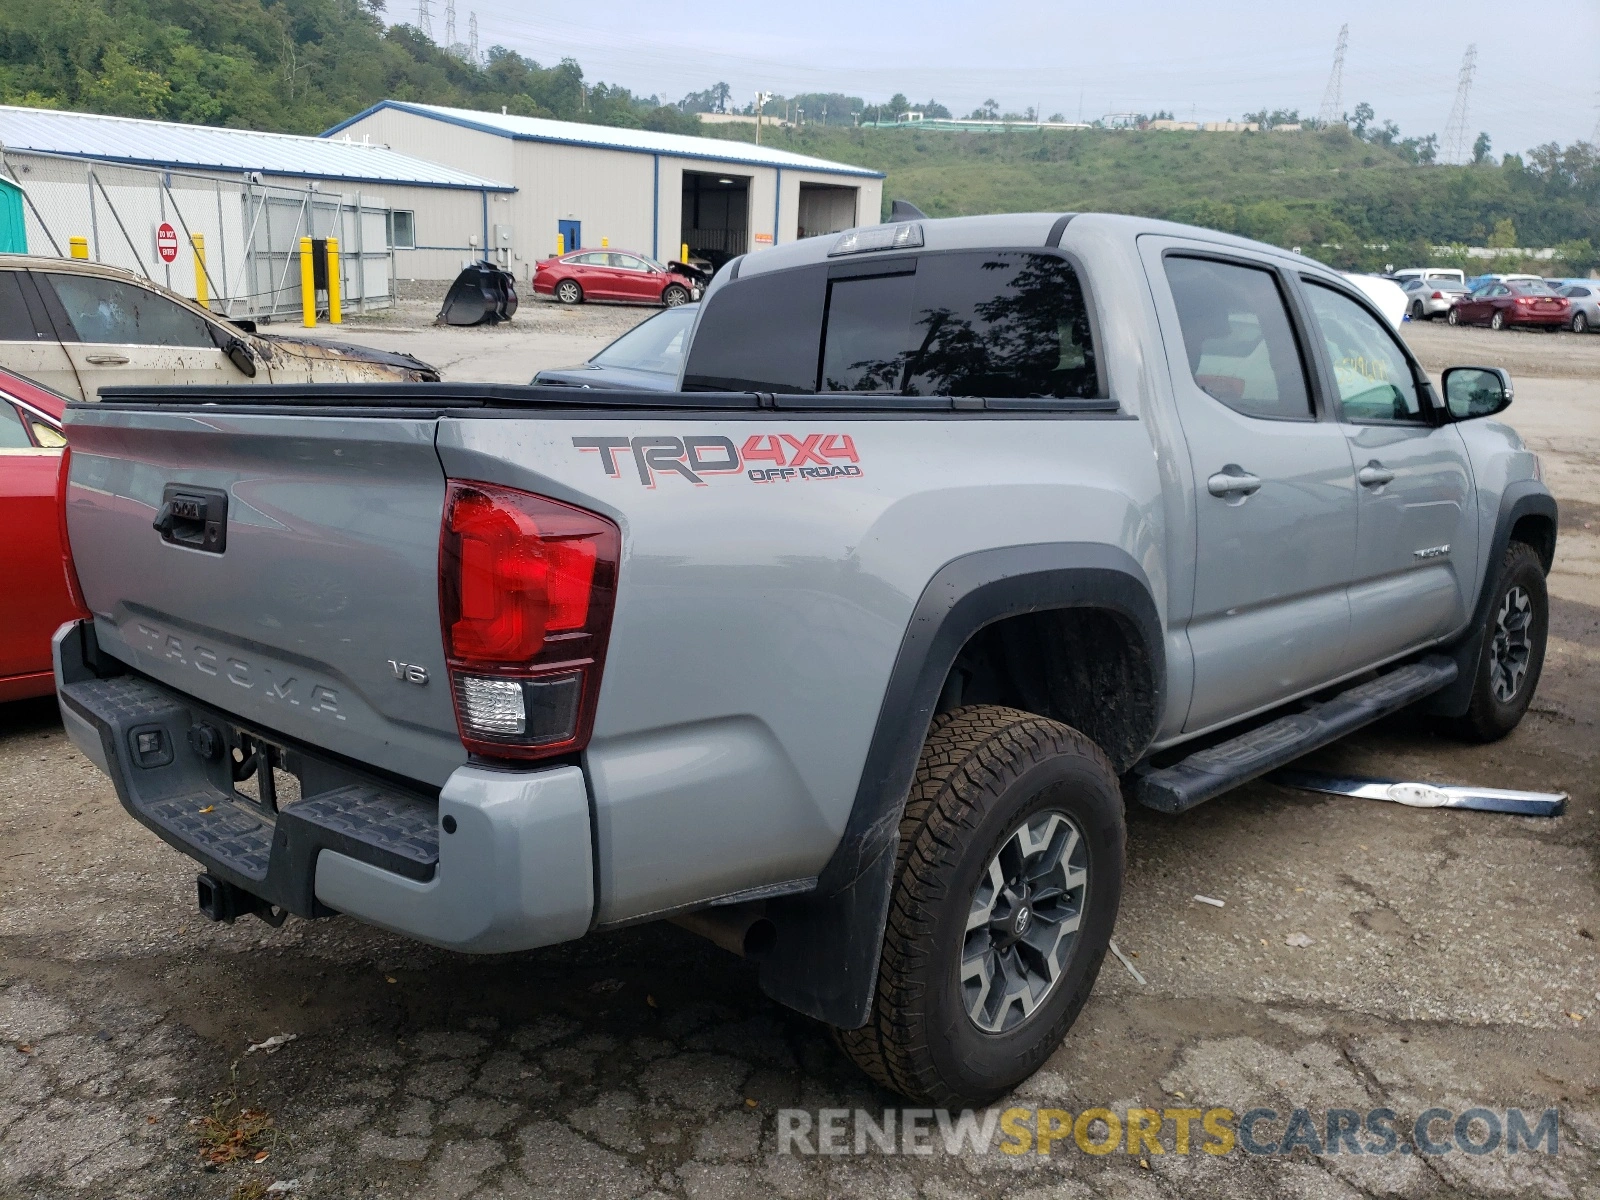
xmin=53 ymin=213 xmax=1556 ymax=1107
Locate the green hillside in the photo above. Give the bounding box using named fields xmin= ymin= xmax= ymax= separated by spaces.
xmin=1 ymin=0 xmax=1593 ymax=273
xmin=708 ymin=123 xmax=1599 ymax=273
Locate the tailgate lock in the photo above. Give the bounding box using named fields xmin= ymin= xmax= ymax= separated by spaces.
xmin=153 ymin=485 xmax=228 ymax=554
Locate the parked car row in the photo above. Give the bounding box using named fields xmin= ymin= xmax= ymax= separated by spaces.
xmin=1390 ymin=266 xmax=1598 ymax=333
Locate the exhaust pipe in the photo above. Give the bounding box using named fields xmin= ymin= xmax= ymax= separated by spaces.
xmin=669 ymin=902 xmax=777 ymax=960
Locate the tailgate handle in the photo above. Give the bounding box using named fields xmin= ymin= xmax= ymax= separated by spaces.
xmin=154 ymin=485 xmax=228 ymax=554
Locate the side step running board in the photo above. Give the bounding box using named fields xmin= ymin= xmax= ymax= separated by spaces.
xmin=1135 ymin=656 xmax=1458 ymax=814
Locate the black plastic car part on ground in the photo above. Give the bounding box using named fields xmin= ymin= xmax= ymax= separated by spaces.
xmin=438 ymin=261 xmax=520 ymax=326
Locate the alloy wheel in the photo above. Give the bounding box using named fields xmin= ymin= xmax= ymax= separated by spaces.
xmin=1489 ymin=585 xmax=1533 ymax=703
xmin=960 ymin=809 xmax=1089 ymax=1034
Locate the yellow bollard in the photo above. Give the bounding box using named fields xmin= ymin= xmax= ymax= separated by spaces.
xmin=191 ymin=233 xmax=208 ymax=309
xmin=299 ymin=236 xmax=316 ymax=327
xmin=69 ymin=236 xmax=89 ymax=260
xmin=557 ymin=233 xmax=564 ymax=256
xmin=601 ymin=235 xmax=608 ymax=248
xmin=325 ymin=237 xmax=342 ymax=324
xmin=680 ymin=242 xmax=689 ymax=263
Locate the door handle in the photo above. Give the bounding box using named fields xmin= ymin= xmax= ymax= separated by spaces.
xmin=1358 ymin=462 xmax=1396 ymax=488
xmin=1206 ymin=467 xmax=1263 ymax=498
xmin=84 ymin=353 xmax=130 ymax=365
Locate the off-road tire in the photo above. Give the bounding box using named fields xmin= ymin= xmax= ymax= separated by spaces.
xmin=833 ymin=705 xmax=1124 ymax=1108
xmin=661 ymin=284 xmax=690 ymax=307
xmin=1446 ymin=542 xmax=1548 ymax=742
xmin=554 ymin=279 xmax=583 ymax=305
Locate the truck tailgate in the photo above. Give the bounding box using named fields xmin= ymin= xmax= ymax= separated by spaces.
xmin=64 ymin=405 xmax=465 ymax=787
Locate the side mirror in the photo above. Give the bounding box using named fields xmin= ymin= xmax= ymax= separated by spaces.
xmin=225 ymin=337 xmax=258 ymax=378
xmin=1442 ymin=366 xmax=1511 ymax=420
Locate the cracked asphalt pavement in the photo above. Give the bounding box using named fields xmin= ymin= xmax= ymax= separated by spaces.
xmin=0 ymin=312 xmax=1596 ymax=1198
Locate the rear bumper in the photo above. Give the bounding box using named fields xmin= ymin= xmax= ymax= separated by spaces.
xmin=54 ymin=621 xmax=593 ymax=953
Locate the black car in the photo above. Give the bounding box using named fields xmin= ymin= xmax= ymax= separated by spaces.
xmin=533 ymin=304 xmax=697 ymax=390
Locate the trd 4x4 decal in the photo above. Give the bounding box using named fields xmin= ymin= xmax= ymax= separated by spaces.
xmin=573 ymin=433 xmax=863 ymax=487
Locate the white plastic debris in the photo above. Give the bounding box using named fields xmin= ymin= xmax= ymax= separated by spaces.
xmin=1284 ymin=932 xmax=1314 ymax=948
xmin=1108 ymin=939 xmax=1147 ymax=985
xmin=266 ymin=1182 xmax=300 ymax=1195
xmin=1193 ymin=895 xmax=1225 ymax=908
xmin=245 ymin=1033 xmax=299 ymax=1055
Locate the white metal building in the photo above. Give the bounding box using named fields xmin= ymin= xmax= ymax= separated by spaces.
xmin=323 ymin=102 xmax=885 ymax=277
xmin=0 ymin=105 xmax=513 ymax=313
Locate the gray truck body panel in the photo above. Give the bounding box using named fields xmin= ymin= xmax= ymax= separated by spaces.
xmin=57 ymin=212 xmax=1552 ymax=1024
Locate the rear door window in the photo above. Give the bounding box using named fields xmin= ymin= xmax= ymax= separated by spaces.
xmin=0 ymin=272 xmax=57 ymax=342
xmin=684 ymin=251 xmax=1098 ymax=397
xmin=1163 ymin=255 xmax=1313 ymax=420
xmin=42 ymin=275 xmax=215 ymax=347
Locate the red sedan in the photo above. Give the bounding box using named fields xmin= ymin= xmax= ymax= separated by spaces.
xmin=533 ymin=249 xmax=699 ymax=307
xmin=0 ymin=369 xmax=84 ymax=702
xmin=1447 ymin=280 xmax=1571 ymax=330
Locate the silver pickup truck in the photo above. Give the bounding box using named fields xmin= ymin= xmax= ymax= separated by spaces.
xmin=54 ymin=213 xmax=1556 ymax=1107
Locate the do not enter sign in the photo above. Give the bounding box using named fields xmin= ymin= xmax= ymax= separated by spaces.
xmin=155 ymin=222 xmax=179 ymax=263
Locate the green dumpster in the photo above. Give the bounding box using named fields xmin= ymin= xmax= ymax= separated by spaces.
xmin=0 ymin=178 xmax=26 ymax=254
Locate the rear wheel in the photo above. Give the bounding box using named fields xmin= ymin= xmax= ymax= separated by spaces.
xmin=1446 ymin=542 xmax=1548 ymax=743
xmin=1490 ymin=309 xmax=1507 ymax=331
xmin=1574 ymin=312 xmax=1590 ymax=334
xmin=833 ymin=705 xmax=1124 ymax=1108
xmin=661 ymin=284 xmax=690 ymax=307
xmin=554 ymin=279 xmax=583 ymax=305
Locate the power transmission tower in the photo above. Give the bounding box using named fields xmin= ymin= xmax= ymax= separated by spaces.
xmin=417 ymin=0 xmax=432 ymax=40
xmin=468 ymin=12 xmax=480 ymax=64
xmin=444 ymin=0 xmax=456 ymax=48
xmin=1442 ymin=44 xmax=1478 ymax=164
xmin=1317 ymin=25 xmax=1348 ymax=125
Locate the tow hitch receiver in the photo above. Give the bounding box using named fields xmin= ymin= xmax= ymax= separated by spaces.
xmin=196 ymin=872 xmax=287 ymax=927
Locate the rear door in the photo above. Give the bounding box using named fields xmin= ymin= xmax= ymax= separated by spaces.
xmin=34 ymin=271 xmax=245 ymax=399
xmin=64 ymin=404 xmax=466 ymax=786
xmin=0 ymin=398 xmax=71 ymax=690
xmin=610 ymin=253 xmax=662 ymax=301
xmin=1296 ymin=276 xmax=1477 ymax=665
xmin=570 ymin=253 xmax=619 ymax=299
xmin=1140 ymin=239 xmax=1359 ymax=732
xmin=0 ymin=269 xmax=83 ymax=400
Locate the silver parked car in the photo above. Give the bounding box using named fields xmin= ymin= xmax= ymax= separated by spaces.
xmin=1401 ymin=276 xmax=1468 ymax=321
xmin=1558 ymin=284 xmax=1598 ymax=333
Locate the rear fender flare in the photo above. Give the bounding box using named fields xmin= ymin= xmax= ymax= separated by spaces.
xmin=757 ymin=543 xmax=1164 ymax=1027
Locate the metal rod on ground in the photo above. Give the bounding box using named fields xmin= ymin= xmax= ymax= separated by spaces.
xmin=93 ymin=170 xmax=153 ymax=280
xmin=1271 ymin=770 xmax=1566 ymax=816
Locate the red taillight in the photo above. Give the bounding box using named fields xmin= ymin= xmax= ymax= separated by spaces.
xmin=1431 ymin=291 xmax=1444 ymax=299
xmin=439 ymin=481 xmax=619 ymax=761
xmin=56 ymin=443 xmax=90 ymax=619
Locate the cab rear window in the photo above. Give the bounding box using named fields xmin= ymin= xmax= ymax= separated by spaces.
xmin=684 ymin=251 xmax=1099 ymax=398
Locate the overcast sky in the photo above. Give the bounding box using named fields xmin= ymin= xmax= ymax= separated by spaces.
xmin=413 ymin=0 xmax=1598 ymax=153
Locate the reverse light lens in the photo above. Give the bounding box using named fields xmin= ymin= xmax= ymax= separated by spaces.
xmin=829 ymin=222 xmax=924 ymax=256
xmin=440 ymin=482 xmax=619 ymax=762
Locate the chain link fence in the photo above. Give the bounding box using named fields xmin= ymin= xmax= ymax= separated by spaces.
xmin=0 ymin=149 xmax=395 ymax=321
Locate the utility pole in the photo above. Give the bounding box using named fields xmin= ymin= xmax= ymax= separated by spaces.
xmin=754 ymin=91 xmax=771 ymax=144
xmin=1442 ymin=44 xmax=1478 ymax=164
xmin=1317 ymin=24 xmax=1348 ymax=125
xmin=417 ymin=0 xmax=432 ymax=41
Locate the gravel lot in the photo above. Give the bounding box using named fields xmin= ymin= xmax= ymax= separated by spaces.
xmin=1 ymin=306 xmax=1596 ymax=1198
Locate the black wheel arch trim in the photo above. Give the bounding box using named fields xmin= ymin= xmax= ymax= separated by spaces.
xmin=757 ymin=542 xmax=1163 ymax=1027
xmin=1423 ymin=483 xmax=1557 ymax=718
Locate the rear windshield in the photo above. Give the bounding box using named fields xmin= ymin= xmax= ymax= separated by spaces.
xmin=591 ymin=305 xmax=697 ymax=375
xmin=683 ymin=250 xmax=1098 ymax=398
